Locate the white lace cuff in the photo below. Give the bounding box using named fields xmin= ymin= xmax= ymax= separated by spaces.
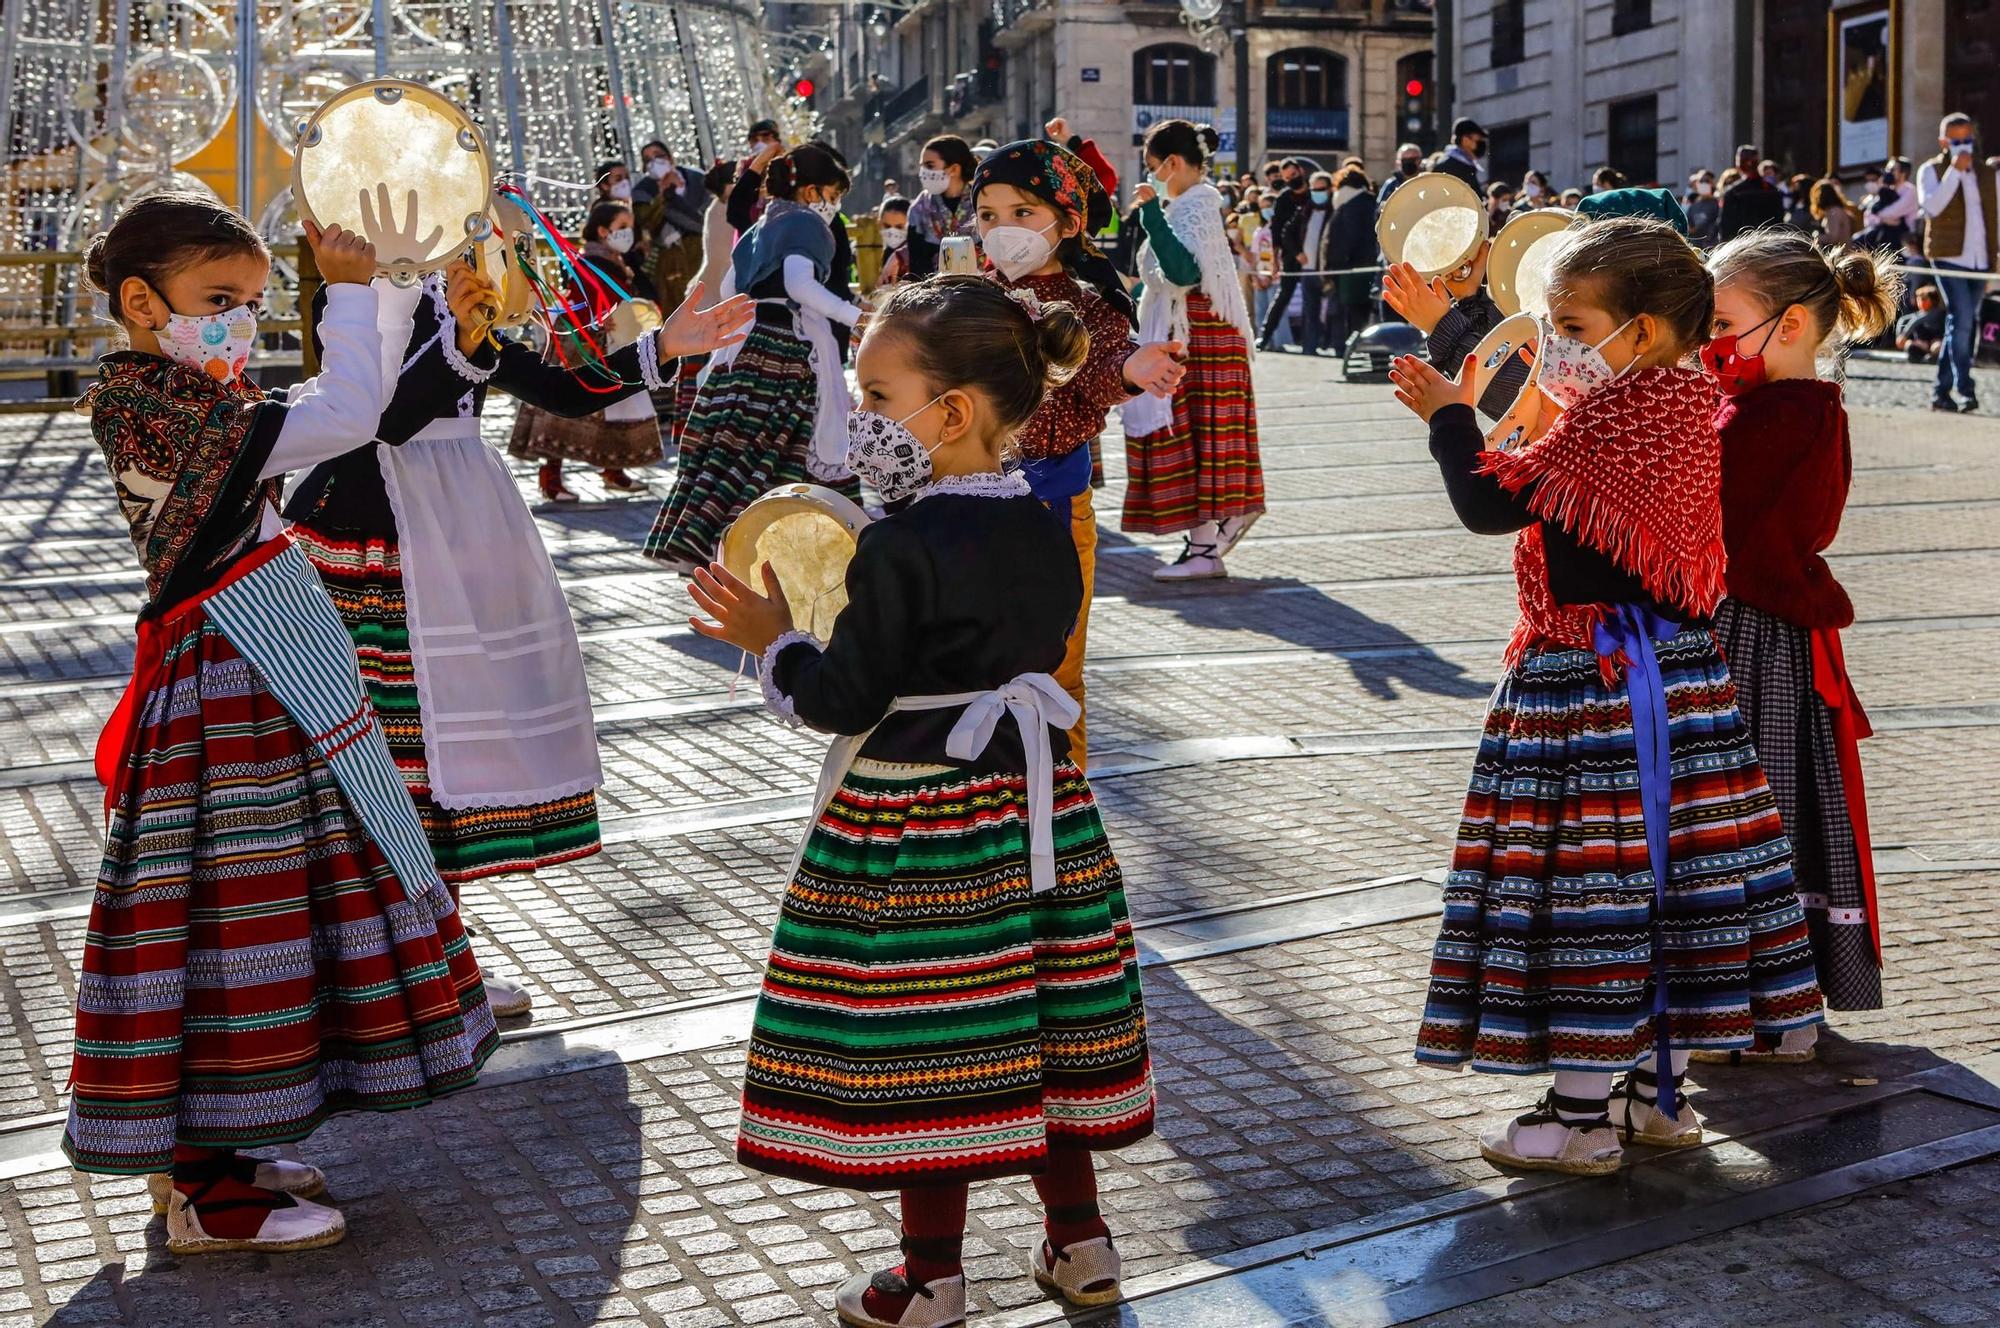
xmin=439 ymin=321 xmax=498 ymax=383
xmin=636 ymin=330 xmax=670 ymax=392
xmin=759 ymin=629 xmax=823 ymax=725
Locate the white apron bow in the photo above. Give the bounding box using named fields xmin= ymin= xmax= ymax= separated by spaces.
xmin=799 ymin=673 xmax=1082 ymax=894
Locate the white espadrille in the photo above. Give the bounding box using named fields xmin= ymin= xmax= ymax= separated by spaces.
xmin=1689 ymin=1024 xmax=1819 ymax=1066
xmin=834 ymin=1269 xmax=966 ymax=1328
xmin=1032 ymin=1235 xmax=1124 ymax=1307
xmin=148 ymin=1156 xmax=326 ymax=1215
xmin=483 ymin=973 xmax=534 ymax=1018
xmin=1610 ymin=1094 xmax=1703 ymax=1148
xmin=1480 ymin=1090 xmax=1623 ymax=1176
xmin=165 ymin=1188 xmax=346 ymax=1255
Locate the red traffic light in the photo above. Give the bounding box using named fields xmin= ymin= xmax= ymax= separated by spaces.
xmin=1405 ymin=78 xmax=1425 ymax=97
xmin=795 ymin=78 xmax=816 ymax=98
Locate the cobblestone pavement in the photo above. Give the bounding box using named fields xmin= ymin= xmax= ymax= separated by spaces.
xmin=2 ymin=349 xmax=1999 ymax=1327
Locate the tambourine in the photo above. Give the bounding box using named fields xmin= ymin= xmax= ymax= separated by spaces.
xmin=940 ymin=234 xmax=980 ymax=275
xmin=721 ymin=485 xmax=873 ymax=640
xmin=1488 ymin=208 xmax=1578 ymax=319
xmin=1466 ymin=312 xmax=1553 ymax=452
xmin=606 ymin=299 xmax=663 ymax=353
xmin=468 ymin=194 xmax=538 ymax=328
xmin=1376 ymin=172 xmax=1486 ymax=279
xmin=293 ymin=79 xmax=494 ymax=281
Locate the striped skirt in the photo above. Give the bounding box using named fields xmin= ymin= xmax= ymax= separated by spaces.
xmin=1121 ymin=292 xmax=1264 ymax=536
xmin=67 ymin=576 xmax=497 ymax=1173
xmin=1713 ymin=600 xmax=1881 ymax=1010
xmin=506 ymin=401 xmax=663 ymax=470
xmin=289 ymin=524 xmax=601 ymax=883
xmin=644 ymin=307 xmax=853 ymax=567
xmin=738 ymin=759 xmax=1155 ymax=1189
xmin=1415 ymin=627 xmax=1825 ymax=1073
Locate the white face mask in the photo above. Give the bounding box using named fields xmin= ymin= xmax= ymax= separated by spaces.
xmin=846 ymin=394 xmax=946 ymax=501
xmin=1538 ymin=316 xmax=1635 ymax=411
xmin=606 ymin=227 xmax=635 ymax=253
xmin=648 ymin=158 xmax=672 ymax=179
xmin=919 ymin=166 xmax=952 ymax=195
xmin=981 ymin=219 xmax=1059 ymax=281
xmin=608 ymin=178 xmax=633 ymax=201
xmin=879 ymin=225 xmax=908 ymax=249
xmin=810 ymin=198 xmax=841 ymax=223
xmin=156 ymin=297 xmax=259 ymax=383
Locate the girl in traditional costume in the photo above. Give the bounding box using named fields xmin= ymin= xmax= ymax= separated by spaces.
xmin=689 ymin=278 xmax=1154 ymax=1327
xmin=904 ymin=134 xmax=978 ymax=279
xmin=72 ymin=193 xmax=498 ymax=1254
xmin=1392 ymin=217 xmax=1824 ymax=1176
xmin=285 ymin=254 xmax=751 ymax=1016
xmin=507 ymin=200 xmax=664 ymax=501
xmin=965 ymin=135 xmax=1184 ymax=766
xmin=1122 ymin=119 xmax=1265 ymax=580
xmin=1695 ymin=230 xmax=1902 ymax=1051
xmin=645 ymin=143 xmax=865 ymax=570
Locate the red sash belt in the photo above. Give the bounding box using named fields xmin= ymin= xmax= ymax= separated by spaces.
xmin=95 ymin=534 xmax=295 ymax=805
xmin=1809 ymin=625 xmax=1880 ymax=963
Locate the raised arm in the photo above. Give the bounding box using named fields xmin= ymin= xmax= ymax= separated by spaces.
xmin=258 ymin=281 xmax=413 ymax=478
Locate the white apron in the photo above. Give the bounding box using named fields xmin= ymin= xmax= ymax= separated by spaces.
xmin=378 ymin=418 xmax=602 ymax=810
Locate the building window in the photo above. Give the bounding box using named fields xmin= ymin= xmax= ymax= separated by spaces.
xmin=1133 ymin=43 xmax=1215 ymax=108
xmin=1607 ymin=94 xmax=1658 ymax=186
xmin=1490 ymin=0 xmax=1525 ymax=69
xmin=1488 ymin=120 xmax=1530 ymax=186
xmin=1265 ymin=49 xmax=1349 ymax=152
xmin=1611 ymin=0 xmax=1652 ymax=36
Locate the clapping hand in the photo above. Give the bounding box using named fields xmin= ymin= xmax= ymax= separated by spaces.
xmin=688 ymin=561 xmax=793 ymax=657
xmin=1124 ymin=340 xmax=1186 ymax=397
xmin=657 ymin=283 xmax=756 ymax=360
xmin=357 ymin=184 xmax=444 ymax=262
xmin=1389 ymin=352 xmax=1477 ymax=423
xmin=304 ymin=221 xmax=378 ymax=286
xmin=1044 ymin=117 xmax=1070 ymax=143
xmin=1381 ymin=261 xmax=1453 ymax=335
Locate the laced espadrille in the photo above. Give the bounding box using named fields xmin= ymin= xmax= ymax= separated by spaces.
xmin=1032 ymin=1235 xmax=1124 ymax=1307
xmin=1480 ymin=1089 xmax=1623 ymax=1177
xmin=834 ymin=1267 xmax=966 ymax=1328
xmin=1689 ymin=1025 xmax=1818 ymax=1066
xmin=147 ymin=1154 xmax=326 ymax=1215
xmin=165 ymin=1186 xmax=345 ymax=1255
xmin=1610 ymin=1068 xmax=1703 ymax=1148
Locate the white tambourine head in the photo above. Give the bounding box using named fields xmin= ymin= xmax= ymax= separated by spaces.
xmin=1375 ymin=172 xmax=1487 ymax=277
xmin=1488 ymin=207 xmax=1578 ymax=318
xmin=721 ymin=485 xmax=874 ymax=642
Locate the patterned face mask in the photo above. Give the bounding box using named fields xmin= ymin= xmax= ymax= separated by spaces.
xmin=1537 ymin=315 xmax=1634 ymax=412
xmin=845 ymin=394 xmax=945 ymax=501
xmin=156 ymin=298 xmax=259 ymax=383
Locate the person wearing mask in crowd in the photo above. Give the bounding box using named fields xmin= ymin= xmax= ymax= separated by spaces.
xmin=1520 ymin=169 xmax=1556 ymax=211
xmin=905 ymin=134 xmax=979 ymax=278
xmin=1263 ymin=160 xmax=1284 ymax=193
xmin=1810 ymin=178 xmax=1862 ymax=247
xmin=1592 ymin=167 xmax=1627 ymax=195
xmin=1858 ymin=165 xmax=1884 ymax=211
xmin=634 ymin=141 xmax=708 ymax=312
xmin=1560 ymin=187 xmax=1585 ymax=208
xmin=1701 ymin=228 xmax=1902 ymax=1045
xmin=729 ymin=140 xmax=855 ymax=330
xmin=1485 ymin=180 xmax=1516 ymax=228
xmin=1436 ymin=119 xmax=1487 ymax=193
xmin=873 ymin=195 xmax=912 ymax=289
xmin=1379 ymin=144 xmax=1426 ymax=205
xmin=1918 ymin=112 xmax=1997 ymax=413
xmin=1294 ymin=171 xmax=1337 ymax=355
xmin=1252 ymin=191 xmax=1278 ymax=328
xmin=1686 ymin=169 xmax=1721 ymax=248
xmin=663 ymin=159 xmax=742 ymax=447
xmin=1720 ymin=144 xmax=1787 ymax=241
xmin=1124 ymin=120 xmax=1263 ymax=580
xmin=1321 ymin=164 xmax=1378 ymax=358
xmin=647 ymin=142 xmax=866 ymax=568
xmin=1897 ymin=284 xmax=1946 ymax=361
xmin=509 ymin=200 xmax=662 ymax=500
xmin=973 ymin=137 xmax=1000 ymax=160
xmin=746 ymin=118 xmax=782 ymax=154
xmin=1785 ymin=174 xmax=1816 ymax=230
xmin=1256 ymin=157 xmax=1312 ymax=351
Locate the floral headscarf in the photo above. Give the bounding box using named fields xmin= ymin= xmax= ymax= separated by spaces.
xmin=968 ymin=139 xmax=1111 ymax=245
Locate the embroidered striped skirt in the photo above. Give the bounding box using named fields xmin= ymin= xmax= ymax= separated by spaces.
xmin=1121 ymin=292 xmax=1264 ymax=536
xmin=289 ymin=524 xmax=602 ymax=883
xmin=1415 ymin=628 xmax=1825 ymax=1074
xmin=506 ymin=401 xmax=663 ymax=470
xmin=737 ymin=759 xmax=1155 ymax=1189
xmin=66 ymin=555 xmax=498 ymax=1173
xmin=1713 ymin=600 xmax=1882 ymax=1010
xmin=644 ymin=307 xmax=855 ymax=567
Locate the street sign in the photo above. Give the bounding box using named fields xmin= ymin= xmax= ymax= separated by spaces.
xmin=1082 ymin=67 xmax=1100 ymax=82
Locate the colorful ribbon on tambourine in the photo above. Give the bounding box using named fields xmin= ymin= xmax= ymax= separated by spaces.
xmin=493 ymin=181 xmax=635 ymax=393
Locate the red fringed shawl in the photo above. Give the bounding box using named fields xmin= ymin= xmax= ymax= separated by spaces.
xmin=1478 ymin=366 xmax=1727 ymax=678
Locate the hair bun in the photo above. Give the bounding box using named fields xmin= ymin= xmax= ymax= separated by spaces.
xmin=1829 ymin=243 xmax=1901 ymax=341
xmin=83 ymin=232 xmax=111 ymax=294
xmin=1197 ymin=124 xmax=1221 ymax=156
xmin=1033 ymin=300 xmax=1089 ymax=387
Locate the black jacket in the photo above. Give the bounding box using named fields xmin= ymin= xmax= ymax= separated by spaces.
xmin=1433 ymin=152 xmax=1481 ymax=194
xmin=1268 ymin=184 xmax=1311 ymax=271
xmin=1719 ymin=177 xmax=1787 ymax=241
xmin=768 ymin=485 xmax=1083 ymax=768
xmin=1320 ymin=190 xmax=1379 ymax=288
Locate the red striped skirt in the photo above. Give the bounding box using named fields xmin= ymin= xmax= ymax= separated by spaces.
xmin=1120 ymin=292 xmax=1264 ymax=536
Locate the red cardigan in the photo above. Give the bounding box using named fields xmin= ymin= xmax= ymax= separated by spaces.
xmin=1716 ymin=377 xmax=1854 ymax=628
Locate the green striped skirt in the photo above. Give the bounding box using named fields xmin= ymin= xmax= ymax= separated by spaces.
xmin=737 ymin=759 xmax=1155 ymax=1189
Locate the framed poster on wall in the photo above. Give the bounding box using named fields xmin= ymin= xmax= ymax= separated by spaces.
xmin=1827 ymin=0 xmax=1897 ymax=174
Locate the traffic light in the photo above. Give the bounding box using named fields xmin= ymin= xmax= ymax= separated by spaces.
xmin=794 ymin=77 xmax=816 ymax=101
xmin=1398 ymin=55 xmax=1434 ymax=140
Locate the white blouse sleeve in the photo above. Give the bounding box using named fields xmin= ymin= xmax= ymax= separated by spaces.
xmin=256 ymin=281 xmax=412 ymax=480
xmin=783 ymin=253 xmax=864 ymax=325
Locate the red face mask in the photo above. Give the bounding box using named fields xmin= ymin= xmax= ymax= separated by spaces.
xmin=1697 ymin=311 xmax=1781 ymax=396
